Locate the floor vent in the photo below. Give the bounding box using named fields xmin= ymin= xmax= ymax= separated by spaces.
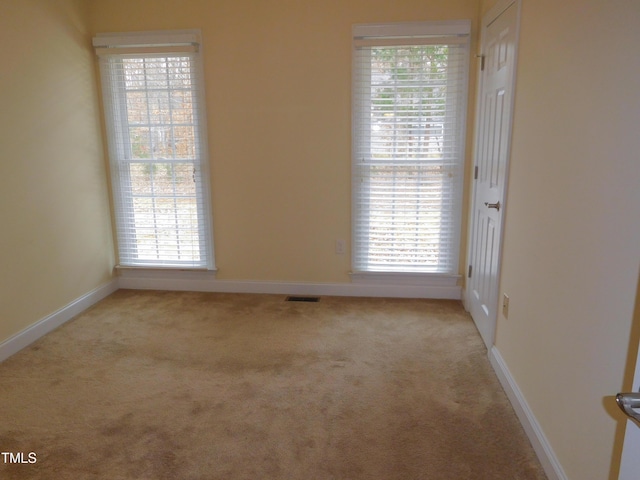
xmin=285 ymin=296 xmax=320 ymax=303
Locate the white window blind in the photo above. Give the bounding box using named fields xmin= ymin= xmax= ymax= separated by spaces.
xmin=94 ymin=31 xmax=214 ymax=269
xmin=352 ymin=22 xmax=470 ymax=275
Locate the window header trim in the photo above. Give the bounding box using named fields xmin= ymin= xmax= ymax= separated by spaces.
xmin=92 ymin=30 xmax=201 ymax=55
xmin=353 ymin=20 xmax=471 ymax=40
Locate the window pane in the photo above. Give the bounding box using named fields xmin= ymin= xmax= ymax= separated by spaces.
xmin=171 ymin=91 xmax=194 ymax=124
xmin=129 ymin=163 xmax=152 ymax=195
xmin=173 ymin=126 xmax=196 ymax=159
xmin=168 ymin=57 xmax=193 ymax=88
xmin=148 ymin=90 xmax=171 ymax=125
xmin=144 ymin=58 xmax=168 ymax=89
xmin=370 ymin=46 xmax=449 ymax=164
xmin=149 ymin=126 xmax=174 ymax=159
xmin=126 ymin=91 xmax=148 ymax=125
xmin=129 ymin=127 xmax=150 ymax=159
xmin=123 ymin=58 xmax=146 ymax=90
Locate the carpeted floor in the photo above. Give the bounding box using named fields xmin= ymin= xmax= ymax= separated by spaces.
xmin=0 ymin=290 xmax=547 ymax=479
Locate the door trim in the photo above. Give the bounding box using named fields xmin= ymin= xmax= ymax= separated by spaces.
xmin=463 ymin=0 xmax=522 ymax=348
xmin=486 ymin=0 xmax=521 ymax=25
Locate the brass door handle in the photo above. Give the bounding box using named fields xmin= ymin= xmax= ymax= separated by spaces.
xmin=484 ymin=201 xmax=501 ymax=211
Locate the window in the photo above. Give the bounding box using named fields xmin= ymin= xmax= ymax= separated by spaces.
xmin=94 ymin=31 xmax=214 ymax=269
xmin=352 ymin=22 xmax=470 ymax=277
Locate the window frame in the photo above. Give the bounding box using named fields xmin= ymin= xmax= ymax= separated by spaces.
xmin=351 ymin=21 xmax=470 ymax=283
xmin=94 ymin=30 xmax=215 ymax=271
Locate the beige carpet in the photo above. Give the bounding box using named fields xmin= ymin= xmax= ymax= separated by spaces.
xmin=0 ymin=290 xmax=547 ymax=479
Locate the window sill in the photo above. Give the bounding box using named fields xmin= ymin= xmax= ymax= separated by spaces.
xmin=350 ymin=271 xmax=460 ymax=287
xmin=116 ymin=265 xmax=217 ymax=279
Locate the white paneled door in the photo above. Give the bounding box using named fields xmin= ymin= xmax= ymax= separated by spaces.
xmin=467 ymin=0 xmax=519 ymax=348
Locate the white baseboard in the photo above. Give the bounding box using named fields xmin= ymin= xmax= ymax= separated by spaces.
xmin=0 ymin=280 xmax=119 ymax=363
xmin=0 ymin=271 xmax=459 ymax=364
xmin=489 ymin=346 xmax=568 ymax=480
xmin=116 ymin=269 xmax=462 ymax=299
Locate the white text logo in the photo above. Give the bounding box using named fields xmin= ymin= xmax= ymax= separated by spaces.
xmin=1 ymin=452 xmax=37 ymax=464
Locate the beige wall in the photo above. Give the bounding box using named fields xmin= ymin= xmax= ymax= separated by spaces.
xmin=0 ymin=0 xmax=114 ymax=344
xmin=2 ymin=0 xmax=639 ymax=477
xmin=89 ymin=0 xmax=480 ymax=283
xmin=482 ymin=0 xmax=640 ymax=478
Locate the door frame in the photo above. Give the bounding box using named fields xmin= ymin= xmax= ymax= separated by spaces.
xmin=463 ymin=0 xmax=522 ymax=347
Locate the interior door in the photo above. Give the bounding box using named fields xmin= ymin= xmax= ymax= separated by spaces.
xmin=616 ymin=277 xmax=640 ymax=479
xmin=467 ymin=0 xmax=519 ymax=348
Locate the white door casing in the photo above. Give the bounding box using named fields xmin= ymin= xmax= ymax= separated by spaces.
xmin=466 ymin=0 xmax=520 ymax=348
